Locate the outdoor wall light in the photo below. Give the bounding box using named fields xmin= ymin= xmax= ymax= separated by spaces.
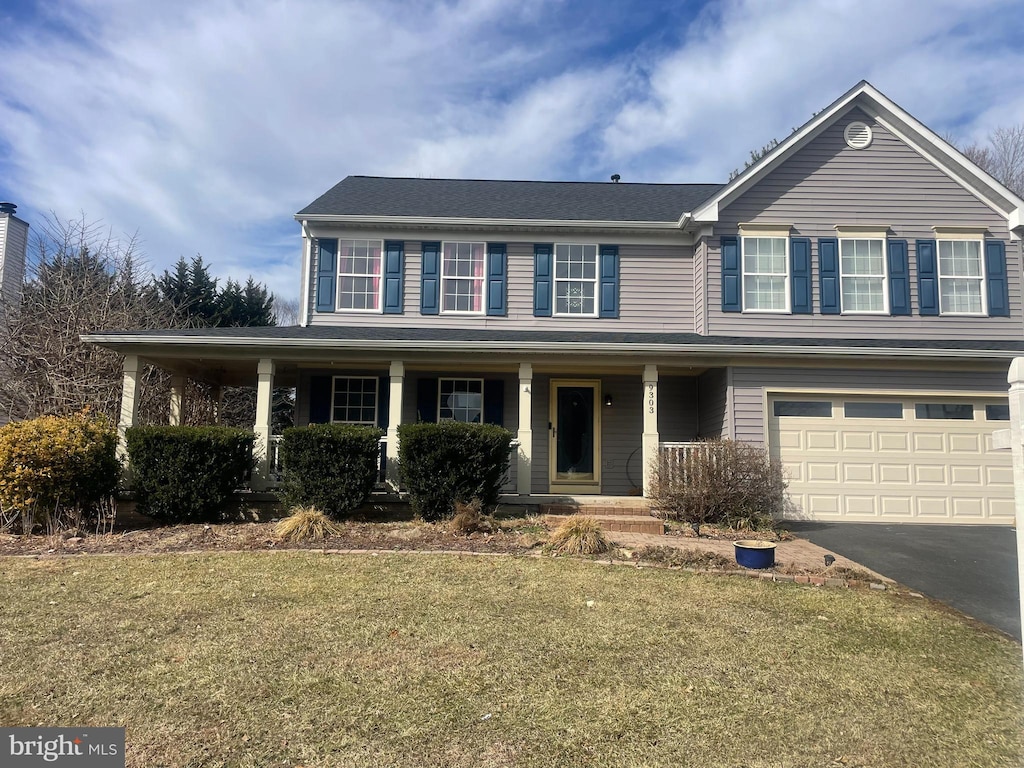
xmin=604 ymin=394 xmax=613 ymax=407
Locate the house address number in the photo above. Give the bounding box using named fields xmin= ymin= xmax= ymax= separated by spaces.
xmin=647 ymin=383 xmax=656 ymax=414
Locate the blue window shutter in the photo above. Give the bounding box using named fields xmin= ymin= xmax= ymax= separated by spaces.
xmin=790 ymin=237 xmax=812 ymax=314
xmin=416 ymin=378 xmax=438 ymax=422
xmin=916 ymin=239 xmax=939 ymax=316
xmin=376 ymin=376 xmax=390 ymax=428
xmin=818 ymin=238 xmax=840 ymax=314
xmin=986 ymin=240 xmax=1010 ymax=317
xmin=720 ymin=236 xmax=741 ymax=312
xmin=598 ymin=245 xmax=619 ymax=318
xmin=316 ymin=239 xmax=337 ymax=312
xmin=484 ymin=379 xmax=504 ymax=425
xmin=382 ymin=241 xmax=404 ymax=314
xmin=534 ymin=244 xmax=553 ymax=317
xmin=887 ymin=239 xmax=911 ymax=316
xmin=486 ymin=243 xmax=507 ymax=316
xmin=309 ymin=375 xmax=331 ymax=424
xmin=420 ymin=242 xmax=440 ymax=315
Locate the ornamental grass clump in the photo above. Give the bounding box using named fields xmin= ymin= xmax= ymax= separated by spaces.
xmin=548 ymin=516 xmax=609 ymax=555
xmin=275 ymin=506 xmax=345 ymax=542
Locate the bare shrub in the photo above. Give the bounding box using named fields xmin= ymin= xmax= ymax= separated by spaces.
xmin=649 ymin=439 xmax=787 ymax=533
xmin=450 ymin=499 xmax=492 ymax=534
xmin=548 ymin=516 xmax=609 ymax=555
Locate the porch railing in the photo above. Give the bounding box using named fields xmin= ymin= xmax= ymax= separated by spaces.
xmin=657 ymin=441 xmax=711 ymax=485
xmin=263 ymin=435 xmax=388 ymax=489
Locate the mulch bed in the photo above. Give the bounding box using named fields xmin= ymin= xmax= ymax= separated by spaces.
xmin=0 ymin=520 xmax=546 ymax=557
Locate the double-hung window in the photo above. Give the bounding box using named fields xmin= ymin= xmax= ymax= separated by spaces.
xmin=741 ymin=236 xmax=788 ymax=311
xmin=442 ymin=242 xmax=485 ymax=313
xmin=839 ymin=237 xmax=887 ymax=313
xmin=338 ymin=240 xmax=383 ymax=311
xmin=938 ymin=238 xmax=984 ymax=315
xmin=439 ymin=378 xmax=483 ymax=423
xmin=332 ymin=377 xmax=378 ymax=425
xmin=554 ymin=244 xmax=598 ymax=316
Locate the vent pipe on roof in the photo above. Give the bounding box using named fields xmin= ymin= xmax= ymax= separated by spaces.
xmin=610 ymin=174 xmax=621 ymax=183
xmin=0 ymin=202 xmax=16 ymax=215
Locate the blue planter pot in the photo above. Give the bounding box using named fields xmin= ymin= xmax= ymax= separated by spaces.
xmin=734 ymin=540 xmax=777 ymax=569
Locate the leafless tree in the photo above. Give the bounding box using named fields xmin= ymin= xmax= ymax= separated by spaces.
xmin=273 ymin=296 xmax=301 ymax=326
xmin=959 ymin=125 xmax=1024 ymax=196
xmin=0 ymin=213 xmax=174 ymax=424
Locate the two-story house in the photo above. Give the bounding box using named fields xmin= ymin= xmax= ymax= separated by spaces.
xmin=86 ymin=81 xmax=1024 ymax=525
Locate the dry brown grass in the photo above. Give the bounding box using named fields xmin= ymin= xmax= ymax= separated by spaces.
xmin=0 ymin=553 xmax=1021 ymax=767
xmin=548 ymin=515 xmax=609 ymax=555
xmin=274 ymin=505 xmax=345 ymax=542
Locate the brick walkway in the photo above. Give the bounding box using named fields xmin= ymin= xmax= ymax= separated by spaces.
xmin=607 ymin=530 xmax=894 ymax=582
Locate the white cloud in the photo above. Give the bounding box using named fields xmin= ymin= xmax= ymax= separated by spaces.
xmin=0 ymin=0 xmax=1021 ymax=304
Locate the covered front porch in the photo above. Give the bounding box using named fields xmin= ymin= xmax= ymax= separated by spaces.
xmin=111 ymin=347 xmax=730 ymax=498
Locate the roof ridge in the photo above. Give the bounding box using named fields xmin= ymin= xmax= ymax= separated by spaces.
xmin=346 ymin=175 xmax=723 ymax=187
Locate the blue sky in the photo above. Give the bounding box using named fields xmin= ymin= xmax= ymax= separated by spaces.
xmin=1 ymin=0 xmax=1023 ymax=304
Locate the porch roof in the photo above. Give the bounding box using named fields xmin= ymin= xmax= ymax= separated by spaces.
xmin=83 ymin=324 xmax=1024 ymax=361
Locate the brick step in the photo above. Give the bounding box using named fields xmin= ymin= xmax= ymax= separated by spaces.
xmin=540 ymin=503 xmax=652 ymax=518
xmin=544 ymin=514 xmax=665 ymax=535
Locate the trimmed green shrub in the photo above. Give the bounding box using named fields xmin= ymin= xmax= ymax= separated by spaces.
xmin=0 ymin=412 xmax=118 ymax=534
xmin=126 ymin=426 xmax=255 ymax=524
xmin=277 ymin=424 xmax=383 ymax=518
xmin=398 ymin=422 xmax=514 ymax=521
xmin=648 ymin=438 xmax=787 ymax=533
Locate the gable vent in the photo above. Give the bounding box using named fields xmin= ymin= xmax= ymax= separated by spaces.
xmin=844 ymin=121 xmax=873 ymax=149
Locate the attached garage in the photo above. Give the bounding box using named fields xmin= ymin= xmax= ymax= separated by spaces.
xmin=768 ymin=394 xmax=1014 ymax=524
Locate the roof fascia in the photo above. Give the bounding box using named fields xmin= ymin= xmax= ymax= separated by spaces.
xmin=294 ymin=213 xmax=684 ymax=232
xmin=80 ymin=333 xmax=1023 ymax=362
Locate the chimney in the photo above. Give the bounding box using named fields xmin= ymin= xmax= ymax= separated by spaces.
xmin=0 ymin=202 xmax=16 ymax=215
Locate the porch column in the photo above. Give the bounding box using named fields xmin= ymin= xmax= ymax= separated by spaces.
xmin=251 ymin=359 xmax=275 ymax=491
xmin=386 ymin=360 xmax=404 ymax=491
xmin=517 ymin=363 xmax=533 ymax=495
xmin=641 ymin=364 xmax=659 ymax=496
xmin=116 ymin=354 xmax=141 ymax=467
xmin=168 ymin=375 xmax=185 ymax=426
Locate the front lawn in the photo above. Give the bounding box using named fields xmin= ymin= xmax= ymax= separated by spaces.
xmin=0 ymin=553 xmax=1021 ymax=767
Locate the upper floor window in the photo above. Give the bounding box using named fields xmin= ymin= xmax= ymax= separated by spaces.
xmin=938 ymin=239 xmax=984 ymax=315
xmin=442 ymin=242 xmax=485 ymax=314
xmin=839 ymin=238 xmax=887 ymax=313
xmin=742 ymin=236 xmax=788 ymax=311
xmin=439 ymin=378 xmax=483 ymax=423
xmin=554 ymin=244 xmax=598 ymax=316
xmin=338 ymin=240 xmax=383 ymax=311
xmin=332 ymin=376 xmax=378 ymax=424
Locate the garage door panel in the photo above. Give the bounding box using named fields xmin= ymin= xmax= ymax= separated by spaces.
xmin=878 ymin=463 xmax=911 ymax=484
xmin=878 ymin=432 xmax=910 ymax=451
xmin=842 ymin=431 xmax=874 ymax=451
xmin=949 ymin=434 xmax=981 ymax=453
xmin=913 ymin=433 xmax=946 ymax=452
xmin=914 ymin=464 xmax=946 ymax=484
xmin=772 ymin=395 xmax=1011 ymax=524
xmin=843 ymin=463 xmax=875 ymax=482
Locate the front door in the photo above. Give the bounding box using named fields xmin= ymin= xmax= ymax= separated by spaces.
xmin=549 ymin=380 xmax=601 ymax=493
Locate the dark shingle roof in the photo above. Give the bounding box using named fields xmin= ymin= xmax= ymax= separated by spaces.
xmin=296 ymin=176 xmax=724 ymax=222
xmin=87 ymin=325 xmax=1024 ymax=354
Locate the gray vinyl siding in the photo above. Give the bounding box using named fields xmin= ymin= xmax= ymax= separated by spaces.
xmin=309 ymin=239 xmax=695 ymax=333
xmin=729 ymin=365 xmax=1010 ymax=445
xmin=697 ymin=368 xmax=729 ymax=438
xmin=707 ymin=107 xmax=1020 ymax=340
xmin=658 ymin=375 xmax=699 ymax=441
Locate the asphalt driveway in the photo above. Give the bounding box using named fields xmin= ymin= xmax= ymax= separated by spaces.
xmin=785 ymin=522 xmax=1022 ymax=641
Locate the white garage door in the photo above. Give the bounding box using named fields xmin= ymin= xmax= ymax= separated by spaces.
xmin=769 ymin=394 xmax=1014 ymax=523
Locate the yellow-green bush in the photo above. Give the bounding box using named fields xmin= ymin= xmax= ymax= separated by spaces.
xmin=0 ymin=412 xmax=119 ymax=533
